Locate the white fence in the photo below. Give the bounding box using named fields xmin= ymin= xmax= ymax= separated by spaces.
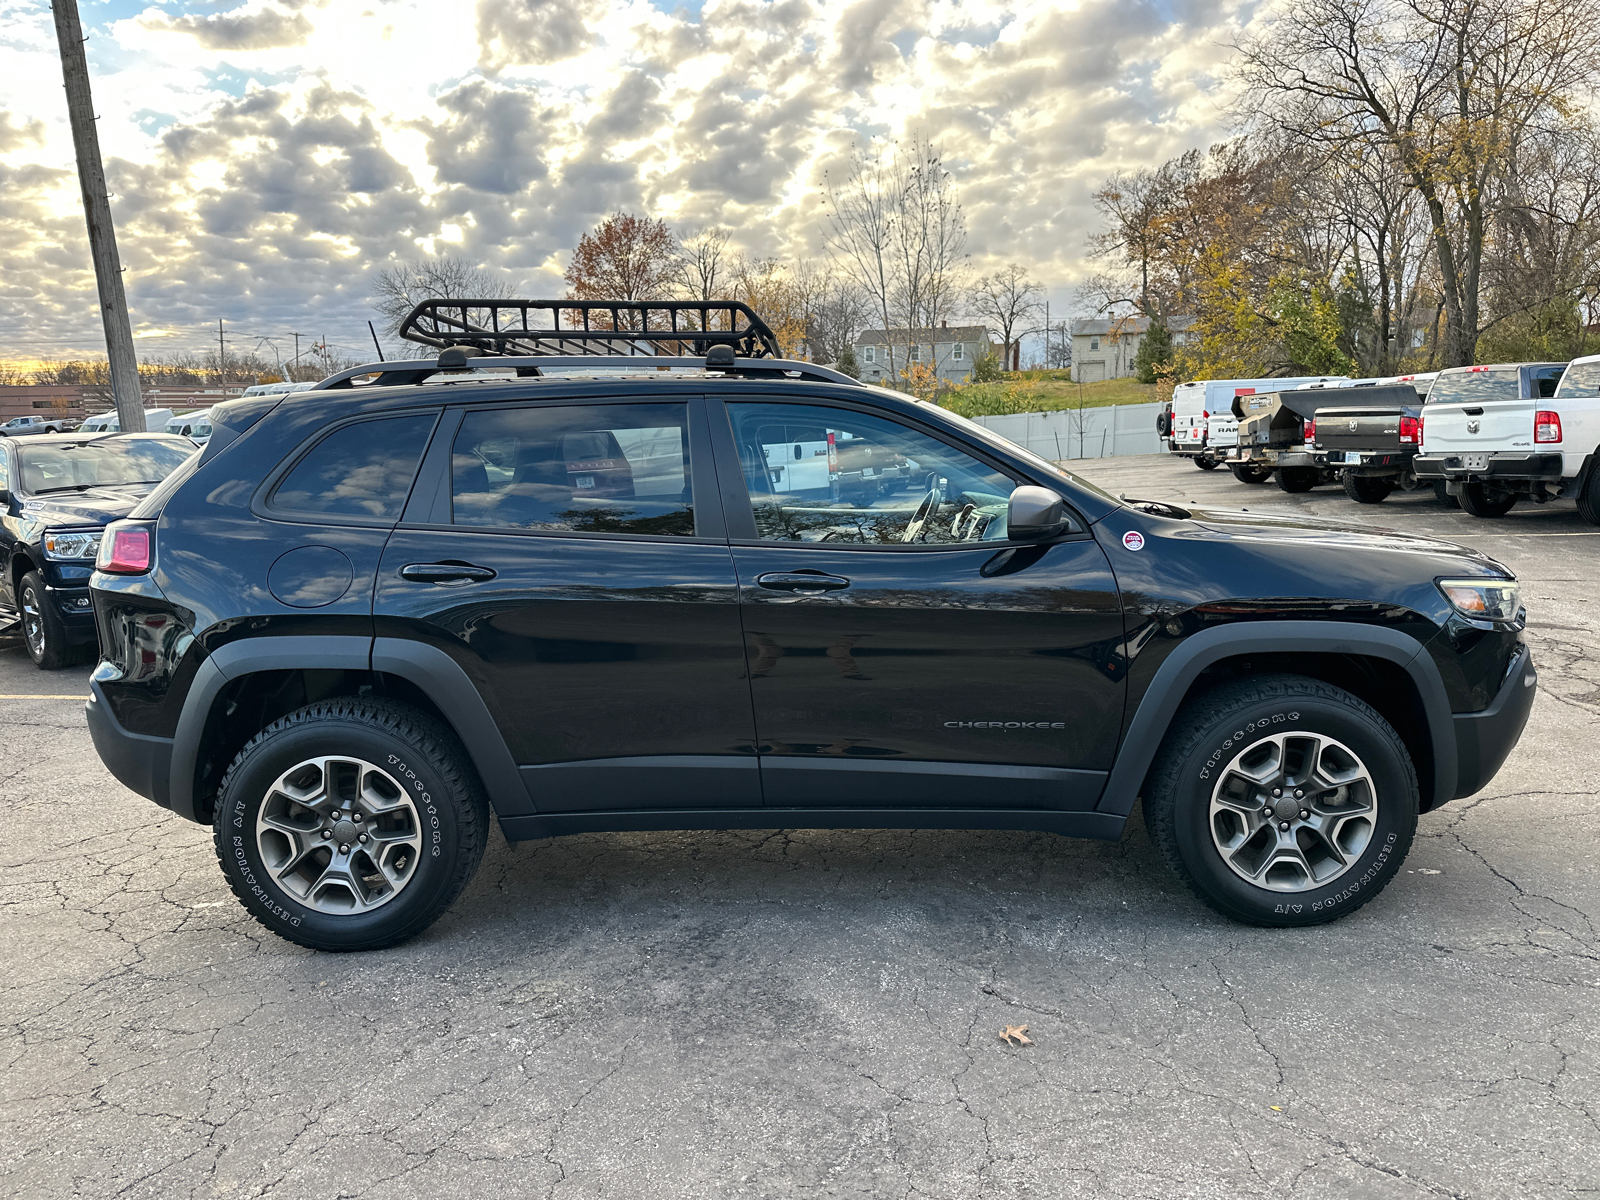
xmin=970 ymin=401 xmax=1164 ymax=461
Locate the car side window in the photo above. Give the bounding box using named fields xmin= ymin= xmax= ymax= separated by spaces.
xmin=726 ymin=402 xmax=1035 ymax=545
xmin=0 ymin=449 xmax=9 ymax=491
xmin=451 ymin=403 xmax=695 ymax=537
xmin=271 ymin=413 xmax=436 ymax=521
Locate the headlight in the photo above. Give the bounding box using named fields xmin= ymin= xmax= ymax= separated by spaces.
xmin=1438 ymin=578 xmax=1521 ymax=621
xmin=43 ymin=530 xmax=104 ymax=561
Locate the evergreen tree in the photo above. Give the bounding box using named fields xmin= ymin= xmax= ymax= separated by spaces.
xmin=1134 ymin=320 xmax=1174 ymax=383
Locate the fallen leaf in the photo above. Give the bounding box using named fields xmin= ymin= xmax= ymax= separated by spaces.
xmin=1000 ymin=1024 xmax=1032 ymax=1046
xmin=1269 ymin=1105 xmax=1282 ymax=1111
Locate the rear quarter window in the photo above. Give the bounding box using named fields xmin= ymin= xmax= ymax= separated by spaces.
xmin=269 ymin=413 xmax=437 ymax=522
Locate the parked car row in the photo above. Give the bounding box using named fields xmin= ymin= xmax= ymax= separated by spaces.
xmin=1159 ymin=355 xmax=1600 ymax=521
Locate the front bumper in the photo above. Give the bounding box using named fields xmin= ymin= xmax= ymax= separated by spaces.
xmin=1452 ymin=645 xmax=1537 ymax=800
xmin=86 ymin=681 xmax=174 ymax=810
xmin=46 ymin=584 xmax=98 ymax=638
xmin=1414 ymin=452 xmax=1563 ymax=482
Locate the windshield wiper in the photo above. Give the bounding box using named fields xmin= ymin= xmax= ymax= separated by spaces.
xmin=1119 ymin=494 xmax=1190 ymax=519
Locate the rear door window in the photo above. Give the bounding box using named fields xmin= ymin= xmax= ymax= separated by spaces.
xmin=270 ymin=413 xmax=437 ymax=521
xmin=450 ymin=403 xmax=695 ymax=537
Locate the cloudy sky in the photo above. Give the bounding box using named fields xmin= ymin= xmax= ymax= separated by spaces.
xmin=0 ymin=0 xmax=1252 ymax=367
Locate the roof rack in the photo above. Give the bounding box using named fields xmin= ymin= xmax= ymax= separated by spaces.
xmin=309 ymin=353 xmax=863 ymax=390
xmin=397 ymin=298 xmax=782 ymax=358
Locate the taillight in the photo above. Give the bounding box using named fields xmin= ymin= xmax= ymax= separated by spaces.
xmin=1201 ymin=410 xmax=1209 ymax=420
xmin=1535 ymin=410 xmax=1562 ymax=443
xmin=1399 ymin=415 xmax=1421 ymax=444
xmin=96 ymin=522 xmax=152 ymax=574
xmin=1304 ymin=419 xmax=1316 ymax=442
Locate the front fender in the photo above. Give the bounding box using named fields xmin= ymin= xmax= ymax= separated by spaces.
xmin=1095 ymin=621 xmax=1456 ymax=817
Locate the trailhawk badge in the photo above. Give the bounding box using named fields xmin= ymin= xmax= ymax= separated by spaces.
xmin=1122 ymin=530 xmax=1146 ymax=552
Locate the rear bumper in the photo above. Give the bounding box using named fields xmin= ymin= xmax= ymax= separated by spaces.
xmin=1414 ymin=452 xmax=1564 ymax=482
xmin=86 ymin=681 xmax=173 ymax=810
xmin=1316 ymin=449 xmax=1415 ymax=472
xmin=1451 ymin=645 xmax=1537 ymax=800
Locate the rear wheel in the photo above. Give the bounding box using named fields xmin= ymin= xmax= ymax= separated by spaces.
xmin=1458 ymin=481 xmax=1518 ymax=518
xmin=1276 ymin=466 xmax=1317 ymax=493
xmin=1195 ymin=453 xmax=1220 ymax=471
xmin=1576 ymin=469 xmax=1600 ymax=526
xmin=1230 ymin=463 xmax=1273 ymax=484
xmin=1433 ymin=480 xmax=1459 ymax=509
xmin=1341 ymin=472 xmax=1395 ymax=504
xmin=1143 ymin=675 xmax=1418 ymax=926
xmin=213 ymin=698 xmax=490 ymax=951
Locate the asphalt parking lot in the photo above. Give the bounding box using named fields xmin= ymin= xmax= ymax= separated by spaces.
xmin=2 ymin=453 xmax=1596 ymax=1199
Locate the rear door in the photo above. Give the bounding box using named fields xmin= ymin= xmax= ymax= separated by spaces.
xmin=375 ymin=395 xmax=759 ymax=813
xmin=714 ymin=397 xmax=1125 ymax=812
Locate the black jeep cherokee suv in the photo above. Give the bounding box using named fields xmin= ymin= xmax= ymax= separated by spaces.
xmin=84 ymin=328 xmax=1536 ymax=950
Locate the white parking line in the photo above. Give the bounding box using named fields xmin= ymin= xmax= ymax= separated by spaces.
xmin=0 ymin=694 xmax=88 ymax=700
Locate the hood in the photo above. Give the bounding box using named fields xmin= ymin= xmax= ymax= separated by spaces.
xmin=1183 ymin=505 xmax=1509 ymax=575
xmin=16 ymin=483 xmax=155 ymax=528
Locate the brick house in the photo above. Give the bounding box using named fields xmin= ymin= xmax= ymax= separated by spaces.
xmin=855 ymin=323 xmax=999 ymax=387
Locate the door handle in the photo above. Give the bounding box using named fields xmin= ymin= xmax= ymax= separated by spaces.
xmin=754 ymin=571 xmax=850 ymax=594
xmin=400 ymin=561 xmax=497 ymax=583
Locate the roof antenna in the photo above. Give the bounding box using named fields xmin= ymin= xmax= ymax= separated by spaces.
xmin=368 ymin=321 xmax=385 ymax=361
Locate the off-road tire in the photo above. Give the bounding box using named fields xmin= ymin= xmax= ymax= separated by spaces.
xmin=213 ymin=698 xmax=490 ymax=952
xmin=1341 ymin=472 xmax=1395 ymax=504
xmin=19 ymin=570 xmax=81 ymax=670
xmin=1575 ymin=468 xmax=1600 ymax=526
xmin=1276 ymin=466 xmax=1318 ymax=493
xmin=1142 ymin=674 xmax=1418 ymax=927
xmin=1195 ymin=453 xmax=1220 ymax=471
xmin=1458 ymin=481 xmax=1518 ymax=518
xmin=1230 ymin=463 xmax=1273 ymax=484
xmin=1433 ymin=480 xmax=1459 ymax=509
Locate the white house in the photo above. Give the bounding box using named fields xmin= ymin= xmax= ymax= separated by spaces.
xmin=855 ymin=323 xmax=999 ymax=387
xmin=1072 ymin=316 xmax=1195 ymax=382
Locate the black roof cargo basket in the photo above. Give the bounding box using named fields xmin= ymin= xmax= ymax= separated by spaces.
xmin=398 ymin=298 xmax=782 ymax=359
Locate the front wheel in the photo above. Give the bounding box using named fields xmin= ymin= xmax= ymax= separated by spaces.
xmin=1458 ymin=481 xmax=1517 ymax=518
xmin=19 ymin=570 xmax=82 ymax=670
xmin=213 ymin=698 xmax=490 ymax=951
xmin=1143 ymin=675 xmax=1418 ymax=926
xmin=1341 ymin=472 xmax=1395 ymax=504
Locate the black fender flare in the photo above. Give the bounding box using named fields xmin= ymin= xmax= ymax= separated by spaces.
xmin=168 ymin=635 xmax=531 ymax=823
xmin=1094 ymin=621 xmax=1456 ymax=817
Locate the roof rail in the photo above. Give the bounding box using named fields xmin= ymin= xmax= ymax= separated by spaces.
xmin=397 ymin=298 xmax=783 ymax=359
xmin=308 ymin=354 xmax=864 ymax=390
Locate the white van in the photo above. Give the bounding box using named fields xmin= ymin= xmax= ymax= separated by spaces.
xmin=164 ymin=408 xmax=215 ymax=444
xmin=239 ymin=381 xmax=316 ymax=398
xmin=1164 ymin=378 xmax=1347 ymax=469
xmin=77 ymin=408 xmax=176 ymax=434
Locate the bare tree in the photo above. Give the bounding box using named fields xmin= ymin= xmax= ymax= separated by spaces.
xmin=677 ymin=227 xmax=732 ymax=303
xmin=1235 ymin=0 xmax=1600 ymax=365
xmin=370 ymin=255 xmax=518 ymax=340
xmin=824 ymin=138 xmax=968 ymax=385
xmin=969 ymin=265 xmax=1043 ymax=370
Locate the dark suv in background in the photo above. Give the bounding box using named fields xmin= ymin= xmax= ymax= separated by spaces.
xmin=2 ymin=432 xmax=195 ymax=668
xmin=84 ymin=301 xmax=1537 ymax=951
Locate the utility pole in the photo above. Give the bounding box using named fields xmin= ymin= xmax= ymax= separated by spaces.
xmin=218 ymin=318 xmax=226 ymax=388
xmin=52 ymin=0 xmax=145 ymax=432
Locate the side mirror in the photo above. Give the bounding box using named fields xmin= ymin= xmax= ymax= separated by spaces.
xmin=1007 ymin=485 xmax=1069 ymax=541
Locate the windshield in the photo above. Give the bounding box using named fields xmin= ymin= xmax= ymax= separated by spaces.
xmin=1427 ymin=368 xmax=1521 ymax=404
xmin=1555 ymin=361 xmax=1600 ymax=398
xmin=915 ymin=402 xmax=1121 ymax=508
xmin=19 ymin=438 xmax=196 ymax=494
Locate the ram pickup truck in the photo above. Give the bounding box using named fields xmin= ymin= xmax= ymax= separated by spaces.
xmin=1413 ymin=362 xmax=1568 ymax=517
xmin=1310 ymin=383 xmax=1437 ymax=504
xmin=0 ymin=415 xmax=77 ymax=436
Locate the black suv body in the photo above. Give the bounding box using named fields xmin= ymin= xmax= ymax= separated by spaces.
xmin=85 ymin=340 xmax=1536 ymax=949
xmin=1 ymin=432 xmax=195 ymax=668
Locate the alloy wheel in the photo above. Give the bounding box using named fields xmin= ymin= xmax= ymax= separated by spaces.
xmin=1208 ymin=731 xmax=1378 ymax=892
xmin=21 ymin=586 xmax=45 ymax=660
xmin=254 ymin=756 xmax=424 ymax=914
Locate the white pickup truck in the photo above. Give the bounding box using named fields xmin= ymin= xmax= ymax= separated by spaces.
xmin=1159 ymin=375 xmax=1347 ymax=469
xmin=1413 ymin=361 xmax=1574 ymax=517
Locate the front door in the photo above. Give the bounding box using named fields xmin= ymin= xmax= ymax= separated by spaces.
xmin=376 ymin=396 xmax=759 ymax=812
xmin=715 ymin=399 xmax=1125 ymax=811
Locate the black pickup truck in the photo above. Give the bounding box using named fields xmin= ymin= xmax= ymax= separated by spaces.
xmin=1309 ymin=384 xmax=1436 ymax=504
